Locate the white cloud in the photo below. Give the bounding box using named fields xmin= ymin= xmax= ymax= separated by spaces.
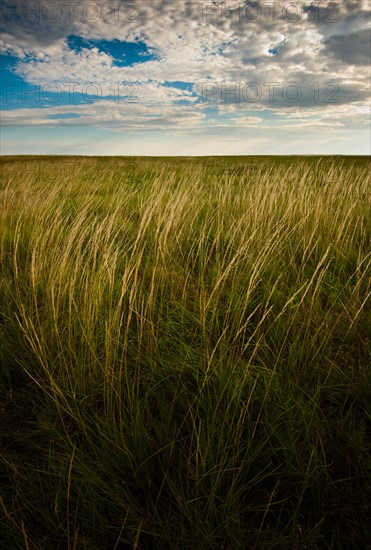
xmin=1 ymin=0 xmax=369 ymax=152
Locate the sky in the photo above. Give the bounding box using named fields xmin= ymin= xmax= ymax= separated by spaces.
xmin=0 ymin=0 xmax=370 ymax=155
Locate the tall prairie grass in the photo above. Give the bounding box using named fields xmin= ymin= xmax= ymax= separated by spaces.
xmin=0 ymin=156 xmax=370 ymax=548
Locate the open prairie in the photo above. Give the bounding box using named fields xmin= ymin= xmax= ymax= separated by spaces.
xmin=0 ymin=156 xmax=370 ymax=548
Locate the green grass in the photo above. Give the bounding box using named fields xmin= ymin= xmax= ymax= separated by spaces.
xmin=0 ymin=156 xmax=370 ymax=549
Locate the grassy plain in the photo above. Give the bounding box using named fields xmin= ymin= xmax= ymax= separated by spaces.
xmin=0 ymin=156 xmax=370 ymax=548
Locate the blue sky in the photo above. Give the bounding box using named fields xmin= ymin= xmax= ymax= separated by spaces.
xmin=1 ymin=0 xmax=370 ymax=155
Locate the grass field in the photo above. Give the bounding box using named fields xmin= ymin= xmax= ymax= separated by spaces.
xmin=0 ymin=156 xmax=370 ymax=549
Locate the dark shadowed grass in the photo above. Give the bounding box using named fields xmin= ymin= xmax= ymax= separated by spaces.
xmin=0 ymin=156 xmax=370 ymax=549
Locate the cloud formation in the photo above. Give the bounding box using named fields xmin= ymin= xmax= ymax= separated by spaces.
xmin=0 ymin=0 xmax=370 ymax=153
